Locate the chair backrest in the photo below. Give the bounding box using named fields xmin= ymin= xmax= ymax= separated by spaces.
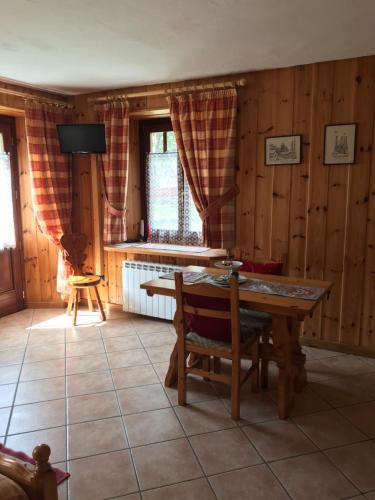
xmin=60 ymin=233 xmax=88 ymax=274
xmin=174 ymin=272 xmax=241 ymax=349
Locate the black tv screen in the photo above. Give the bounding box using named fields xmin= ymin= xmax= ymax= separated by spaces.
xmin=57 ymin=124 xmax=106 ymax=154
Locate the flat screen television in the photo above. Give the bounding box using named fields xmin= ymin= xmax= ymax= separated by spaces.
xmin=57 ymin=124 xmax=106 ymax=154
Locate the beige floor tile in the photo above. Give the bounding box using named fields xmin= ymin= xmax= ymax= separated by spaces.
xmin=269 ymin=452 xmax=359 ymax=500
xmin=27 ymin=328 xmax=65 ymax=346
xmin=352 ymin=372 xmax=375 ymax=399
xmin=124 ymin=407 xmax=184 ymax=447
xmin=294 ymin=409 xmax=367 ymax=449
xmin=0 ymin=407 xmax=11 ymax=435
xmin=68 ymin=450 xmax=138 ymax=499
xmin=66 ymin=353 xmax=108 ymax=375
xmin=303 ymin=346 xmax=346 ymax=360
xmin=104 ymin=335 xmax=143 ymax=352
xmin=68 ymin=416 xmax=128 ymax=459
xmin=15 ymin=377 xmax=65 ymax=405
xmin=243 ymin=419 xmax=317 ymax=461
xmin=325 ymin=441 xmax=375 ymax=493
xmin=225 ymin=392 xmax=278 ymax=424
xmin=0 ymin=364 xmax=21 ymax=384
xmin=67 ymin=391 xmax=119 ymax=424
xmin=57 ymin=475 xmax=67 ymax=500
xmin=66 ymin=326 xmax=102 ymax=342
xmin=164 ymin=376 xmax=217 ymax=406
xmin=190 ymin=427 xmax=261 ymax=475
xmin=24 ymin=342 xmax=65 ymax=363
xmin=339 ymin=402 xmax=375 ymax=438
xmin=310 ymin=375 xmax=374 ymax=407
xmin=9 ymin=399 xmax=66 ymax=434
xmin=0 ymin=335 xmax=28 ymax=350
xmin=142 ymin=478 xmax=215 ymax=500
xmin=366 ymin=492 xmax=375 ymax=499
xmin=112 ymin=495 xmax=141 ymax=500
xmin=112 ymin=364 xmax=159 ymax=389
xmin=100 ymin=321 xmax=137 ymax=338
xmin=132 ymin=317 xmax=172 ymax=334
xmin=174 ymin=400 xmax=235 ymax=435
xmin=21 ymin=359 xmax=65 ymax=381
xmin=0 ymin=348 xmax=25 ymax=366
xmin=146 ymin=345 xmax=174 ymax=363
xmin=209 ymin=463 xmax=289 ymax=500
xmin=118 ymin=384 xmax=170 ymax=415
xmin=107 ymin=349 xmax=149 ymax=369
xmin=289 ymin=386 xmax=331 ymax=416
xmin=6 ymin=426 xmax=66 ymax=463
xmin=66 ymin=339 xmax=104 ymax=357
xmin=0 ymin=384 xmax=16 ymax=407
xmin=306 ymin=355 xmax=374 ymax=381
xmin=139 ymin=331 xmax=176 ymax=347
xmin=152 ymin=361 xmax=169 ymax=382
xmin=132 ymin=438 xmax=202 ymax=490
xmin=67 ymin=370 xmax=113 ymax=397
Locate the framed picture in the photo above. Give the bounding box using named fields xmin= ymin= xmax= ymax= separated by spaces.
xmin=324 ymin=123 xmax=357 ymax=165
xmin=265 ymin=135 xmax=302 ymax=166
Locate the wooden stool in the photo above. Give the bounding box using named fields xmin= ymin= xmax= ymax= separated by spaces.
xmin=61 ymin=233 xmax=106 ymax=326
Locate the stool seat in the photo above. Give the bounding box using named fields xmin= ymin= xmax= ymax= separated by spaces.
xmin=60 ymin=233 xmax=106 ymax=326
xmin=68 ymin=275 xmax=101 ymax=287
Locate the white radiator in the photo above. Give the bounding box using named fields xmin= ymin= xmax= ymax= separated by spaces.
xmin=122 ymin=261 xmax=182 ymax=320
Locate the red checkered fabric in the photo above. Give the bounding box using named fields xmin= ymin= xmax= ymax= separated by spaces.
xmin=25 ymin=101 xmax=72 ymax=295
xmin=96 ymin=101 xmax=129 ymax=244
xmin=169 ymin=89 xmax=238 ymax=249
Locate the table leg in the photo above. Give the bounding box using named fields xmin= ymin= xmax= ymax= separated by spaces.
xmin=290 ymin=318 xmax=307 ymax=393
xmin=272 ymin=315 xmax=294 ymax=419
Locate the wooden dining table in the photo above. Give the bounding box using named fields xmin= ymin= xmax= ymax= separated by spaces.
xmin=140 ymin=265 xmax=332 ymax=419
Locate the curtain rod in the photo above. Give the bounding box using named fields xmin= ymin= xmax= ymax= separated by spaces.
xmin=88 ymin=78 xmax=246 ymax=103
xmin=0 ymin=87 xmax=73 ymax=108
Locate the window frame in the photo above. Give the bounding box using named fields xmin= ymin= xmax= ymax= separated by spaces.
xmin=139 ymin=117 xmax=201 ymax=244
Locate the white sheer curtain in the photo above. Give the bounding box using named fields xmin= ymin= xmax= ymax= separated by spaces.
xmin=0 ymin=153 xmax=16 ymax=250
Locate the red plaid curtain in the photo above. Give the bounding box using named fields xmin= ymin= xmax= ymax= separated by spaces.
xmin=25 ymin=101 xmax=72 ymax=295
xmin=169 ymin=89 xmax=238 ymax=249
xmin=95 ymin=101 xmax=129 ymax=244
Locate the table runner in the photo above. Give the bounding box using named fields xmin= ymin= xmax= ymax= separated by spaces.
xmin=160 ymin=271 xmax=325 ymax=301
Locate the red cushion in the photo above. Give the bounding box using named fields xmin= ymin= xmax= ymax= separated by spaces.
xmin=239 ymin=260 xmax=283 ymax=275
xmin=184 ymin=294 xmax=231 ymax=342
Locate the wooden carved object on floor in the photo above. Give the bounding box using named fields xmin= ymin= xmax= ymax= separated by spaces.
xmin=61 ymin=233 xmax=106 ymax=325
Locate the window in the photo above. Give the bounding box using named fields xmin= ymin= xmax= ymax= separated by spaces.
xmin=140 ymin=119 xmax=202 ymax=245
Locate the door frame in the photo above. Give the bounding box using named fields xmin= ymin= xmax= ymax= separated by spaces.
xmin=0 ymin=115 xmax=25 ymax=315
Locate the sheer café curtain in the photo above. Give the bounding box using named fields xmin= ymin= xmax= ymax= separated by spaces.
xmin=25 ymin=101 xmax=72 ymax=295
xmin=95 ymin=100 xmax=129 ymax=245
xmin=168 ymin=89 xmax=238 ymax=249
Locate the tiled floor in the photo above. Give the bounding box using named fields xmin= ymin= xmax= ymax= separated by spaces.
xmin=0 ymin=309 xmax=375 ymax=500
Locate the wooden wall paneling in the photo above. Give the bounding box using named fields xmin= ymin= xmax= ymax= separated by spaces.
xmin=303 ymin=61 xmax=334 ymax=340
xmin=341 ymin=58 xmax=375 ymax=346
xmin=16 ymin=117 xmax=41 ymax=303
xmin=270 ymin=68 xmax=295 ymax=265
xmin=322 ymin=59 xmax=356 ymax=343
xmin=361 ymin=106 xmax=375 ymax=350
xmin=236 ymin=77 xmax=258 ymax=258
xmin=254 ymin=70 xmax=275 ymax=260
xmin=288 ymin=65 xmax=314 ymax=278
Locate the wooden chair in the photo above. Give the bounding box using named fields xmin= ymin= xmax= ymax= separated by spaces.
xmin=175 ymin=272 xmax=264 ymax=420
xmin=60 ymin=233 xmax=106 ymax=326
xmin=0 ymin=444 xmax=58 ymax=500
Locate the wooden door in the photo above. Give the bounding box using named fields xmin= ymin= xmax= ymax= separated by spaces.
xmin=0 ymin=116 xmax=24 ymax=317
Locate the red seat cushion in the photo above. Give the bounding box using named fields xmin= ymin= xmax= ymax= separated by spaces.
xmin=184 ymin=294 xmax=231 ymax=342
xmin=239 ymin=260 xmax=283 ymax=275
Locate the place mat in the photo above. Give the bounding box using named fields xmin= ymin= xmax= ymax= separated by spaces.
xmin=239 ymin=277 xmax=325 ymax=301
xmin=160 ymin=271 xmax=325 ymax=300
xmin=0 ymin=444 xmax=70 ymax=485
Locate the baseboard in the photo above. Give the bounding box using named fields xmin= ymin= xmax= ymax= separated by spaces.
xmin=301 ymin=338 xmax=375 ymax=359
